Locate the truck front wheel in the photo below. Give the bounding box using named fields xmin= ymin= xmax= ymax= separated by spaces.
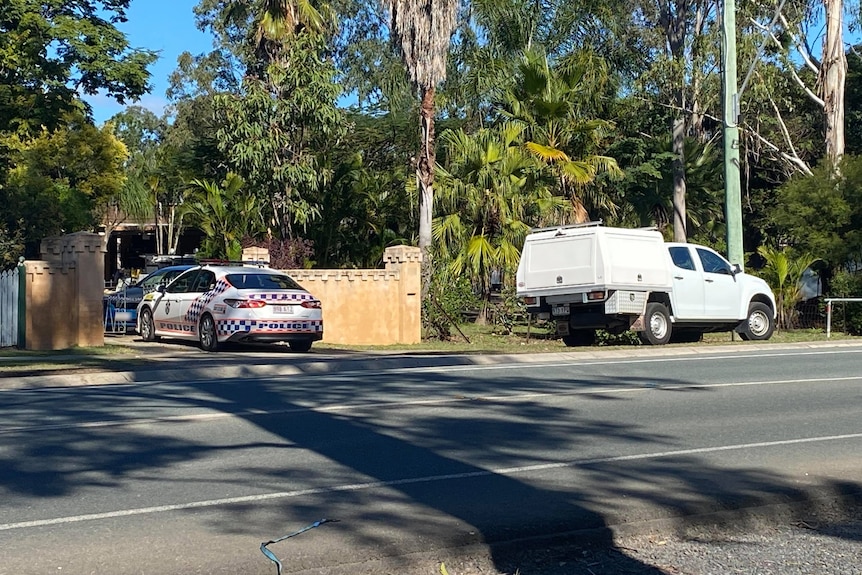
xmin=739 ymin=302 xmax=775 ymax=341
xmin=639 ymin=302 xmax=672 ymax=345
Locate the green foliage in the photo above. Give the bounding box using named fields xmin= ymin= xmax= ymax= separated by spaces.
xmin=0 ymin=0 xmax=156 ymax=136
xmin=1 ymin=115 xmax=127 ymax=253
xmin=498 ymin=48 xmax=623 ymax=223
xmin=214 ymin=33 xmax=346 ymax=240
xmin=0 ymin=221 xmax=24 ymax=269
xmin=435 ymin=123 xmax=568 ymax=298
xmin=595 ymin=329 xmax=640 ymax=346
xmin=611 ymin=135 xmax=726 ymax=245
xmin=423 ymin=266 xmax=481 ymax=340
xmin=491 ymin=287 xmax=526 ymax=335
xmin=184 ymin=173 xmax=263 ymax=260
xmin=828 ymin=270 xmax=862 ymax=335
xmin=755 ymin=246 xmax=820 ymax=330
xmin=773 ymin=155 xmax=862 ymax=269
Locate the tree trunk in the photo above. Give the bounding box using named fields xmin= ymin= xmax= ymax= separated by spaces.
xmin=672 ymin=111 xmax=687 ymax=242
xmin=660 ymin=0 xmax=688 ymax=242
xmin=418 ymin=86 xmax=436 ymax=297
xmin=822 ymin=0 xmax=846 ymax=166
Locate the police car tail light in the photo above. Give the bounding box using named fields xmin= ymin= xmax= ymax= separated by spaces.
xmin=301 ymin=300 xmax=321 ymax=309
xmin=225 ymin=299 xmax=267 ymax=309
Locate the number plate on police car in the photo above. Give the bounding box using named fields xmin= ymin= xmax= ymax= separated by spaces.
xmin=551 ymin=304 xmax=570 ymax=316
xmin=273 ymin=305 xmax=295 ymax=314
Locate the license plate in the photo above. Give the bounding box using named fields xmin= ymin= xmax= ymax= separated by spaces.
xmin=272 ymin=305 xmax=295 ymax=314
xmin=551 ymin=304 xmax=570 ymax=316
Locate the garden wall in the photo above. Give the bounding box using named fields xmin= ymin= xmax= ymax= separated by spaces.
xmin=23 ymin=232 xmax=105 ymax=350
xmin=284 ymin=245 xmax=422 ymax=345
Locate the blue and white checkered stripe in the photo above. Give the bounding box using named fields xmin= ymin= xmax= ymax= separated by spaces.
xmin=185 ymin=279 xmax=231 ymax=323
xmin=218 ymin=319 xmax=323 ymax=336
xmin=247 ymin=292 xmax=315 ymax=302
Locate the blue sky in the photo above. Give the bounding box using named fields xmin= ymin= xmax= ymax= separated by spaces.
xmin=84 ymin=0 xmax=213 ymax=124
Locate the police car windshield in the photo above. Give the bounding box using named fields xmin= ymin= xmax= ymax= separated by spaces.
xmin=226 ymin=273 xmax=304 ymax=291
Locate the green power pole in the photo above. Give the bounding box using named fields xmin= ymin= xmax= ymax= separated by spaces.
xmin=723 ymin=0 xmax=744 ymax=269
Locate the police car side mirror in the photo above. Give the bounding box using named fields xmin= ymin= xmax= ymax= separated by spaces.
xmin=156 ymin=284 xmax=167 ymax=294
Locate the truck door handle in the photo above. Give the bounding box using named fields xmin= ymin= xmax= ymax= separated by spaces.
xmin=705 ymin=278 xmax=715 ymax=283
xmin=674 ymin=276 xmax=684 ymax=280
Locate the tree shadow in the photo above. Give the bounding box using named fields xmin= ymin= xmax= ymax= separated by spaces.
xmin=1 ymin=367 xmax=860 ymax=574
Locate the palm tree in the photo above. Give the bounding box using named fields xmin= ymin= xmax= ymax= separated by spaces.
xmin=435 ymin=123 xmax=571 ymax=312
xmin=184 ymin=173 xmax=262 ymax=261
xmin=384 ymin=0 xmax=459 ymax=294
xmin=756 ymin=246 xmax=820 ymax=331
xmin=499 ymin=49 xmax=623 ymax=223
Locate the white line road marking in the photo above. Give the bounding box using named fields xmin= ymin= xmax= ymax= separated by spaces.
xmin=2 ymin=431 xmax=861 ymax=532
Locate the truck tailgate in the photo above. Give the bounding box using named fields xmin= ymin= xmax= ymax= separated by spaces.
xmin=520 ymin=234 xmax=597 ymax=290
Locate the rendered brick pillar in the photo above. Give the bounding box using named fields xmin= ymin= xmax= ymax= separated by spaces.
xmin=35 ymin=232 xmax=106 ymax=349
xmin=383 ymin=246 xmax=422 ymax=344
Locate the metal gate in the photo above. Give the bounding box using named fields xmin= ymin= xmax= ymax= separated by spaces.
xmin=0 ymin=265 xmax=22 ymax=347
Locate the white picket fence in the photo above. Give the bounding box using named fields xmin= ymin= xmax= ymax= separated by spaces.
xmin=0 ymin=267 xmax=20 ymax=347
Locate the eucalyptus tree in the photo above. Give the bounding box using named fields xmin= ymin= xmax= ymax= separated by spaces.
xmin=740 ymin=0 xmax=847 ymax=168
xmin=190 ymin=0 xmax=346 ymax=240
xmin=384 ymin=0 xmax=459 ymax=293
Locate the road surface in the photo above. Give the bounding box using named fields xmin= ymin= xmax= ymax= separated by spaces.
xmin=1 ymin=345 xmax=860 ymax=574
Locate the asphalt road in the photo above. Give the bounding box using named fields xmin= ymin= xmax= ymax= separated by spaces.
xmin=1 ymin=346 xmax=861 ymax=574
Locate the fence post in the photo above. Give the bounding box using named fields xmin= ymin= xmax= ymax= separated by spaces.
xmin=17 ymin=258 xmax=25 ymax=348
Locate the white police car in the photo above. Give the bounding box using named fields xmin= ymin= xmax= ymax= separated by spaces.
xmin=136 ymin=264 xmax=323 ymax=352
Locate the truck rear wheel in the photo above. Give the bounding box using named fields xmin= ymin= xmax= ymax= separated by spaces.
xmin=562 ymin=330 xmax=596 ymax=347
xmin=738 ymin=302 xmax=775 ymax=341
xmin=639 ymin=302 xmax=672 ymax=345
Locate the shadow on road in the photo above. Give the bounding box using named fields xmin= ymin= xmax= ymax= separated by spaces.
xmin=1 ymin=366 xmax=860 ymax=574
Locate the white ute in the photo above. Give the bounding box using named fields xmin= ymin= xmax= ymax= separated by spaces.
xmin=515 ymin=222 xmax=777 ymax=345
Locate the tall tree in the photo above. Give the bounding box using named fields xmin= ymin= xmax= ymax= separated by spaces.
xmin=0 ymin=0 xmax=156 ymax=135
xmin=384 ymin=0 xmax=459 ymax=293
xmin=2 ymin=113 xmax=128 ymax=252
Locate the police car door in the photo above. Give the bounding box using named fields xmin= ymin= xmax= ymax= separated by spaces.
xmin=175 ymin=270 xmax=216 ymax=332
xmin=152 ymin=269 xmax=201 ymax=333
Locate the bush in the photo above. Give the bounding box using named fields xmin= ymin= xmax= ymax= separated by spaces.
xmin=827 ymin=269 xmax=862 ymax=335
xmin=491 ymin=288 xmax=527 ymax=335
xmin=423 ymin=273 xmax=481 ymax=340
xmin=242 ymin=237 xmax=315 ymax=269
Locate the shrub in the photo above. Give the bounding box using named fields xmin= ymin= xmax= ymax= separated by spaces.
xmin=423 ymin=273 xmax=480 ymax=340
xmin=827 ymin=269 xmax=862 ymax=335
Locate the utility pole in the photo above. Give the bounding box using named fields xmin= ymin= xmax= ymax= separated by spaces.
xmin=722 ymin=0 xmax=744 ymax=269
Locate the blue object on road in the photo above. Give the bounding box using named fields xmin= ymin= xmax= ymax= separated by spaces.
xmin=260 ymin=518 xmax=337 ymax=575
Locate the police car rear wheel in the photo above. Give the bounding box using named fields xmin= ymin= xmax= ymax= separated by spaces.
xmin=289 ymin=340 xmax=312 ymax=352
xmin=199 ymin=314 xmax=219 ymax=352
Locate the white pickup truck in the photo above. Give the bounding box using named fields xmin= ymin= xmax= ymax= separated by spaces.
xmin=515 ymin=222 xmax=777 ymax=345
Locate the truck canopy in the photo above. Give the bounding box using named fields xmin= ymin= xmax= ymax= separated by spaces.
xmin=516 ymin=224 xmax=672 ymax=296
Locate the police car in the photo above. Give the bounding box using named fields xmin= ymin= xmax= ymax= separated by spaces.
xmin=136 ymin=263 xmax=323 ymax=352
